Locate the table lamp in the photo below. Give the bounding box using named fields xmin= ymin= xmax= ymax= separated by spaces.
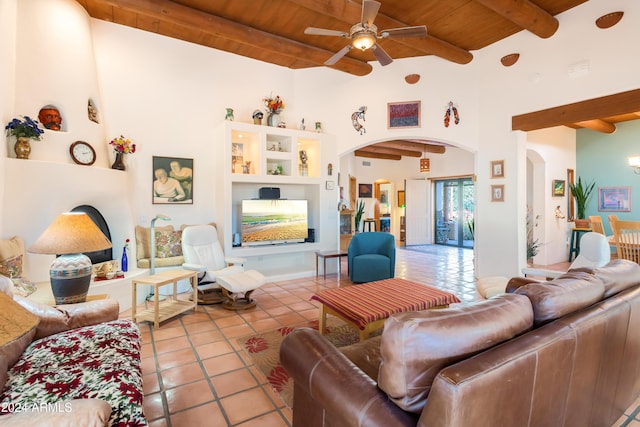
xmin=29 ymin=212 xmax=112 ymax=304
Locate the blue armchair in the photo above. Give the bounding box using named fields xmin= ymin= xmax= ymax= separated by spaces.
xmin=348 ymin=232 xmax=396 ymax=283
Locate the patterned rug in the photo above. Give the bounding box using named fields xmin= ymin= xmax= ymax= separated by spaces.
xmin=237 ymin=317 xmax=367 ymax=408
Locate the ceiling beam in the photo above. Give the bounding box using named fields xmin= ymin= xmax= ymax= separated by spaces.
xmin=95 ymin=0 xmax=373 ymax=76
xmin=474 ymin=0 xmax=559 ymax=39
xmin=290 ymin=0 xmax=473 ymax=64
xmin=374 ymin=140 xmax=446 ymax=154
xmin=361 ymin=145 xmax=423 ymax=157
xmin=512 ymin=89 xmax=640 ymax=132
xmin=574 ymin=119 xmax=616 ymax=134
xmin=354 ymin=150 xmax=401 ymax=160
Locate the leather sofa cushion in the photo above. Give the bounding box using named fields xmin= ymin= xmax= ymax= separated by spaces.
xmin=339 ymin=335 xmax=383 ymax=380
xmin=515 ymin=270 xmax=604 ymax=325
xmin=584 ymin=259 xmax=640 ymax=298
xmin=378 ymin=293 xmax=533 ymax=413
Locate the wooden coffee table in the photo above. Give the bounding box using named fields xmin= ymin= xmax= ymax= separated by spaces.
xmin=131 ymin=269 xmax=198 ymax=328
xmin=311 ymin=278 xmax=460 ymax=341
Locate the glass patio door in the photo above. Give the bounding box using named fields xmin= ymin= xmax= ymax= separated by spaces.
xmin=434 ymin=178 xmax=474 ymax=248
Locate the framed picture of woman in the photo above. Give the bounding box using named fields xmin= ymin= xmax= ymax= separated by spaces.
xmin=152 ymin=156 xmax=193 ymax=204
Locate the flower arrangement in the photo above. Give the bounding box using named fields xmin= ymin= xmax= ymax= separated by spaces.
xmin=109 ymin=135 xmax=136 ymax=154
xmin=5 ymin=116 xmax=45 ymax=140
xmin=263 ymin=95 xmax=285 ymax=113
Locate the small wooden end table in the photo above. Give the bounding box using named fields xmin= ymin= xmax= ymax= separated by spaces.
xmin=131 ymin=269 xmax=198 ymax=328
xmin=315 ymin=250 xmax=348 ymax=279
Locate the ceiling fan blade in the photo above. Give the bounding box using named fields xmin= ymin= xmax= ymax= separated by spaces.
xmin=325 ymin=45 xmax=352 ymax=65
xmin=304 ymin=27 xmax=348 ymax=37
xmin=380 ymin=25 xmax=428 ymax=39
xmin=371 ymin=44 xmax=393 ymax=66
xmin=361 ymin=0 xmax=381 ymax=27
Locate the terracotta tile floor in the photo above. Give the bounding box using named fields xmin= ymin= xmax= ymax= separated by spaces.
xmin=118 ymin=245 xmax=640 ymax=427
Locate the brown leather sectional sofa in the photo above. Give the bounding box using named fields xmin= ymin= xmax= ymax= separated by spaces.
xmin=281 ymin=259 xmax=640 ymax=427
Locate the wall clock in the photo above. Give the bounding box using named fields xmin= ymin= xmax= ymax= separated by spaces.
xmin=69 ymin=141 xmax=96 ymax=166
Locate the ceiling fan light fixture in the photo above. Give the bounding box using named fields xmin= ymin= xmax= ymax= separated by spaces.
xmin=352 ymin=32 xmax=376 ymax=51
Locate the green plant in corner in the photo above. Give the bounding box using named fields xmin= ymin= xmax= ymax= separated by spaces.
xmin=569 ymin=177 xmax=595 ymax=220
xmin=353 ymin=199 xmax=365 ymax=232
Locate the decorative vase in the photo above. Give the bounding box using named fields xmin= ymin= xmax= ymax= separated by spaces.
xmin=14 ymin=136 xmax=32 ymax=159
xmin=267 ymin=112 xmax=280 ymax=127
xmin=111 ymin=152 xmax=125 ymax=170
xmin=225 ymin=108 xmax=234 ymax=121
xmin=121 ymin=247 xmax=128 ymax=272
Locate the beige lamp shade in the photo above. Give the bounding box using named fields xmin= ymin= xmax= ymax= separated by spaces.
xmin=29 ymin=212 xmax=112 ymax=255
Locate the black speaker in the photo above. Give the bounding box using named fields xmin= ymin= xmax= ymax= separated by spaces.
xmin=305 ymin=228 xmax=315 ymax=243
xmin=259 ymin=187 xmax=280 ymax=199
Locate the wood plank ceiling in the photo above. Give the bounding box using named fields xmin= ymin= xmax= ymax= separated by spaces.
xmin=75 ymin=0 xmax=637 ymax=161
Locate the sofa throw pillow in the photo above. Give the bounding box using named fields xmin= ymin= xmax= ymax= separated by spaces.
xmin=0 ymin=292 xmax=39 ymax=389
xmin=0 ymin=255 xmax=37 ymax=297
xmin=378 ymin=293 xmax=534 ymax=414
xmin=134 ymin=224 xmax=174 ymax=261
xmin=515 ymin=270 xmax=605 ymax=325
xmin=155 ymin=230 xmax=183 ymax=258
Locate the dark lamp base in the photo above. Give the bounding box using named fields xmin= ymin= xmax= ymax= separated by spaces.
xmin=50 ymin=253 xmax=93 ymax=305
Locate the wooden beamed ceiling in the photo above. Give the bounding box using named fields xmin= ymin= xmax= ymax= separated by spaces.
xmin=76 ymin=0 xmax=587 ymax=77
xmin=354 ymin=140 xmax=446 ymax=161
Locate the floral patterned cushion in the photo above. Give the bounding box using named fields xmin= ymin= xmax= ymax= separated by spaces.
xmin=0 ymin=319 xmax=146 ymax=426
xmin=0 ymin=255 xmax=37 ymax=297
xmin=155 ymin=230 xmax=183 ymax=258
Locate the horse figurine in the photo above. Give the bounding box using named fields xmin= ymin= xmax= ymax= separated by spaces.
xmin=351 ymin=106 xmax=367 ymax=134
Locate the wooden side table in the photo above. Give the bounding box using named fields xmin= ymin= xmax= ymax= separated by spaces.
xmin=131 ymin=269 xmax=198 ymax=328
xmin=316 ymin=250 xmax=348 ymax=279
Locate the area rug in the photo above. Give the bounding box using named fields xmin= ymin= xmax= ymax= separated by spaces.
xmin=237 ymin=318 xmax=371 ymax=408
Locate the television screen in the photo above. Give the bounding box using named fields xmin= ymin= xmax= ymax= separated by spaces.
xmin=241 ymin=199 xmax=308 ymax=246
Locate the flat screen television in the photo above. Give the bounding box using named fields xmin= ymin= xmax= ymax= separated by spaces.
xmin=241 ymin=199 xmax=308 ymax=246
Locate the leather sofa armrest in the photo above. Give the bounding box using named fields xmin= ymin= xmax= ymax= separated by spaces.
xmin=505 ymin=277 xmax=541 ymax=293
xmin=280 ymin=328 xmax=417 ymax=426
xmin=14 ymin=297 xmax=119 ymax=340
xmin=0 ymin=398 xmax=111 ymax=427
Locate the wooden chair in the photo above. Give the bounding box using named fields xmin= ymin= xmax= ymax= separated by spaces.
xmin=612 ymin=220 xmax=640 ymax=264
xmin=589 ymin=215 xmax=616 ymax=247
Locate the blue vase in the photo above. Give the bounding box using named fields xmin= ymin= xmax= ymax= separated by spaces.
xmin=121 ymin=248 xmax=128 ymax=272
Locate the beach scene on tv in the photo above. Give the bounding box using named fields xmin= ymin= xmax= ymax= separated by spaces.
xmin=241 ymin=199 xmax=308 ymax=245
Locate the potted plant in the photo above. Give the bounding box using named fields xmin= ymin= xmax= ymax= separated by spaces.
xmin=353 ymin=199 xmax=365 ymax=233
xmin=569 ymin=177 xmax=595 ymax=228
xmin=5 ymin=116 xmax=44 ymax=159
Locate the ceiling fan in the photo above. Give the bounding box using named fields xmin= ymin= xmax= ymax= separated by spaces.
xmin=304 ymin=0 xmax=427 ymax=66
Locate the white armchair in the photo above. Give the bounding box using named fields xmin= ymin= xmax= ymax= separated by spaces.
xmin=182 ymin=225 xmax=265 ymax=309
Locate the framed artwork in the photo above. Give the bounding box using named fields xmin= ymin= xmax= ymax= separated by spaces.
xmin=567 ymin=169 xmax=575 ymax=220
xmin=152 ymin=156 xmax=193 ymax=204
xmin=552 ymin=179 xmax=565 ymax=197
xmin=388 ymin=101 xmax=421 ymax=129
xmin=491 ymin=184 xmax=505 ymax=202
xmin=325 ymin=181 xmax=335 ymax=190
xmin=231 ymin=143 xmax=243 ymax=173
xmin=397 ymin=190 xmax=405 ymax=207
xmin=598 ymin=186 xmax=631 ymax=212
xmin=490 ymin=160 xmax=504 ymax=178
xmin=358 ymin=183 xmax=373 ymax=198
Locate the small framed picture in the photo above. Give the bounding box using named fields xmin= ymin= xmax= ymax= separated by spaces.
xmin=358 ymin=183 xmax=373 ymax=198
xmin=490 ymin=160 xmax=504 ymax=178
xmin=387 ymin=101 xmax=421 ymax=129
xmin=491 ymin=184 xmax=505 ymax=202
xmin=325 ymin=181 xmax=335 ymax=190
xmin=152 ymin=156 xmax=193 ymax=204
xmin=552 ymin=179 xmax=565 ymax=197
xmin=598 ymin=186 xmax=631 ymax=212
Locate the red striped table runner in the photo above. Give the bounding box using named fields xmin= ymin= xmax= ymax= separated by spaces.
xmin=311 ymin=278 xmax=461 ymax=330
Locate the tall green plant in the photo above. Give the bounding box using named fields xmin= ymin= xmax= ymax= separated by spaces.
xmin=569 ymin=177 xmax=595 ymax=219
xmin=353 ymin=199 xmax=365 ymax=232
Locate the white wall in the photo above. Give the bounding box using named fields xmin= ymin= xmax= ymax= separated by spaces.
xmin=526 ymin=127 xmax=577 ymax=265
